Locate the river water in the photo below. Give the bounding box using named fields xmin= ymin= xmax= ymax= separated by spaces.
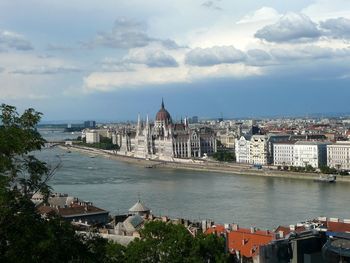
xmin=38 ymin=129 xmax=350 ymax=229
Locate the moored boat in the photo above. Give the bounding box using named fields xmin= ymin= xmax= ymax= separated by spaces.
xmin=314 ymin=174 xmax=336 ymax=183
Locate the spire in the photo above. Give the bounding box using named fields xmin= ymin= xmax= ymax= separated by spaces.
xmin=145 ymin=114 xmax=150 ymax=135
xmin=136 ymin=113 xmax=141 ymax=135
xmin=161 ymin=98 xmax=164 ymax=109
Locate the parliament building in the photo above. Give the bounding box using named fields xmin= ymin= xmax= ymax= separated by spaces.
xmin=118 ymin=100 xmax=217 ymax=161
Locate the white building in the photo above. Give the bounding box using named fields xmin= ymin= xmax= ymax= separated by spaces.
xmin=273 ymin=142 xmax=295 ymax=167
xmin=85 ymin=130 xmax=100 ymax=144
xmin=118 ymin=100 xmax=217 ymax=160
xmin=327 ymin=141 xmax=350 ymax=171
xmin=249 ymin=135 xmax=268 ymax=165
xmin=235 ymin=135 xmax=250 ymax=163
xmin=293 ymin=141 xmax=329 ymax=168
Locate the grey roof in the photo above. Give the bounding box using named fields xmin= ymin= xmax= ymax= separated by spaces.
xmin=128 ymin=200 xmax=150 ymax=213
xmin=123 ymin=215 xmax=144 ymax=233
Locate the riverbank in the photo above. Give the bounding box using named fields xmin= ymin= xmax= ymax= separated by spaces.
xmin=59 ymin=145 xmax=350 ymax=183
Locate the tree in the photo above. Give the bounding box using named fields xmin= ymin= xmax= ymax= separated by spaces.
xmin=0 ymin=104 xmax=120 ymax=262
xmin=125 ymin=221 xmax=229 ymax=263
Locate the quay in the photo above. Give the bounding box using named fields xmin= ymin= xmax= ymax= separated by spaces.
xmin=58 ymin=144 xmax=350 ymax=183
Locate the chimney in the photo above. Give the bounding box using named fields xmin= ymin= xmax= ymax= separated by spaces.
xmin=250 ymin=227 xmax=256 ymax=233
xmin=232 ymin=224 xmax=239 ymax=231
xmin=278 ymin=231 xmax=284 ymax=238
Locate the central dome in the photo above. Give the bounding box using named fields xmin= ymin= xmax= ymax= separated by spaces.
xmin=155 ymin=99 xmax=172 ymax=124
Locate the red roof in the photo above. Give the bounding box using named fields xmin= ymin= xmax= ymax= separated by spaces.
xmin=274 ymin=225 xmax=306 ymax=237
xmin=227 ymin=228 xmax=274 ymax=258
xmin=206 ymin=225 xmax=275 ymax=258
xmin=322 ymin=221 xmax=350 ymax=233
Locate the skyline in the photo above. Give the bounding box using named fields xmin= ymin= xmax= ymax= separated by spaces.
xmin=1 ymin=0 xmax=350 ymax=120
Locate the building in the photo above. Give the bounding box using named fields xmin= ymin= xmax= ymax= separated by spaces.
xmin=85 ymin=129 xmax=100 ymax=144
xmin=327 ymin=141 xmax=350 ymax=171
xmin=235 ymin=135 xmax=251 ymax=163
xmin=217 ymin=130 xmax=236 ymax=149
xmin=118 ymin=100 xmax=217 ymax=160
xmin=273 ymin=142 xmax=295 ymax=167
xmin=36 ymin=193 xmax=109 ymax=225
xmin=293 ymin=141 xmax=329 ymax=168
xmin=84 ymin=120 xmax=96 ymax=129
xmin=250 ymin=135 xmax=269 ymax=165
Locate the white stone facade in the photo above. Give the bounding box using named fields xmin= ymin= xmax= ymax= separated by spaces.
xmin=85 ymin=130 xmax=100 ymax=144
xmin=273 ymin=143 xmax=295 ymax=166
xmin=293 ymin=142 xmax=328 ymax=168
xmin=118 ymin=101 xmax=217 ymax=160
xmin=249 ymin=135 xmax=268 ymax=165
xmin=327 ymin=142 xmax=350 ymax=171
xmin=235 ymin=136 xmax=250 ymax=163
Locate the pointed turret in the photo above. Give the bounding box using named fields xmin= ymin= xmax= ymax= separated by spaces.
xmin=136 ymin=113 xmax=141 ymax=136
xmin=161 ymin=98 xmax=164 ymax=109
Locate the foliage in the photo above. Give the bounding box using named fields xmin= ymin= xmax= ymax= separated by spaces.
xmin=0 ymin=104 xmax=121 ymax=262
xmin=76 ymin=136 xmax=119 ymax=150
xmin=320 ymin=165 xmax=337 ymax=174
xmin=124 ymin=221 xmax=229 ymax=263
xmin=289 ymin=165 xmax=315 ymax=173
xmin=212 ymin=150 xmax=235 ymax=162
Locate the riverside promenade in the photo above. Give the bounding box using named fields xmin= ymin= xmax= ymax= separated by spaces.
xmin=60 ymin=145 xmax=350 ymax=183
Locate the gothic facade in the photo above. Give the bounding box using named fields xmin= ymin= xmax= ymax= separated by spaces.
xmin=118 ymin=100 xmax=217 ymax=161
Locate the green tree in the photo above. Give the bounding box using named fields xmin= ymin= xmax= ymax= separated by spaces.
xmin=125 ymin=221 xmax=229 ymax=263
xmin=0 ymin=104 xmax=121 ymax=262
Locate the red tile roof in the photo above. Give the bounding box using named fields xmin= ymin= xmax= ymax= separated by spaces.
xmin=206 ymin=225 xmax=275 ymax=258
xmin=227 ymin=228 xmax=274 ymax=258
xmin=322 ymin=221 xmax=350 ymax=233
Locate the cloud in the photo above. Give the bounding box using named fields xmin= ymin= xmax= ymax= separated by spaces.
xmin=320 ymin=17 xmax=350 ymax=39
xmin=185 ymin=46 xmax=246 ymax=66
xmin=0 ymin=30 xmax=33 ymax=51
xmin=83 ymin=63 xmax=261 ymax=92
xmin=270 ymin=46 xmax=350 ymax=61
xmin=302 ymin=0 xmax=350 ymax=21
xmin=201 ymin=1 xmax=222 ymax=11
xmin=10 ymin=66 xmax=81 ymax=75
xmin=123 ymin=48 xmax=178 ymax=67
xmin=84 ymin=17 xmax=180 ymax=50
xmin=255 ymin=13 xmax=321 ymax=42
xmin=236 ymin=7 xmax=280 ymax=24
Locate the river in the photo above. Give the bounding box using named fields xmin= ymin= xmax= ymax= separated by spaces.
xmin=38 ymin=129 xmax=350 ymax=229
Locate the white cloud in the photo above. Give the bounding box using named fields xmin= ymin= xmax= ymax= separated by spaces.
xmin=255 ymin=13 xmax=321 ymax=43
xmin=123 ymin=48 xmax=179 ymax=67
xmin=84 ymin=17 xmax=180 ymax=50
xmin=302 ymin=0 xmax=350 ymax=21
xmin=185 ymin=46 xmax=246 ymax=66
xmin=320 ymin=17 xmax=350 ymax=39
xmin=0 ymin=52 xmax=82 ymax=99
xmin=83 ymin=63 xmax=261 ymax=92
xmin=270 ymin=46 xmax=350 ymax=61
xmin=236 ymin=7 xmax=280 ymax=24
xmin=0 ymin=30 xmax=33 ymax=51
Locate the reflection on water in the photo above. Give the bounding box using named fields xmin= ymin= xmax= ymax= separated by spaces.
xmin=35 ymin=147 xmax=350 ymax=229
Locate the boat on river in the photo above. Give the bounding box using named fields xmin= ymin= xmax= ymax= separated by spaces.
xmin=314 ymin=174 xmax=336 ymax=183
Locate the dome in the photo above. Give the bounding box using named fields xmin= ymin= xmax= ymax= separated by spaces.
xmin=128 ymin=200 xmax=150 ymax=214
xmin=155 ymin=99 xmax=172 ymax=124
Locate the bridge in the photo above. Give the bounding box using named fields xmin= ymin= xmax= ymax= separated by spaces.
xmin=43 ymin=141 xmax=66 ymax=148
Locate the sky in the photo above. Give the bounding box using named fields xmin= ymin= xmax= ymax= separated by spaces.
xmin=1 ymin=0 xmax=350 ymax=121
